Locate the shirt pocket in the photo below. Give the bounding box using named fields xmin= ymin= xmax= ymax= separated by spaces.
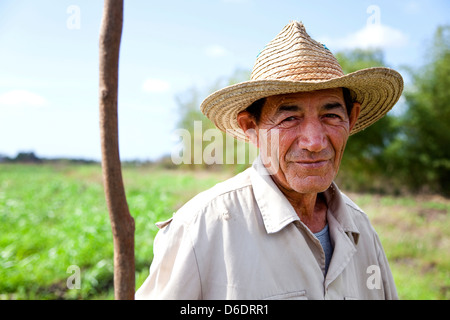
xmin=263 ymin=290 xmax=308 ymax=300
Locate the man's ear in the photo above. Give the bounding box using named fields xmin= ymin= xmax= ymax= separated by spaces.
xmin=237 ymin=111 xmax=259 ymax=147
xmin=349 ymin=102 xmax=361 ymax=132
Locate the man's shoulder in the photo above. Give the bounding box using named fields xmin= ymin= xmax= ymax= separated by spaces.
xmin=172 ymin=167 xmax=254 ymax=223
xmin=338 ymin=190 xmax=378 ymax=234
xmin=340 ymin=192 xmax=366 ymax=215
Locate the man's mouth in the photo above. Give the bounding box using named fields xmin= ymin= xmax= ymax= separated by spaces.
xmin=293 ymin=160 xmax=329 ymax=169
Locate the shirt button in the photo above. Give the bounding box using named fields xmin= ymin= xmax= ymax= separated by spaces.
xmin=222 ymin=211 xmax=231 ymax=220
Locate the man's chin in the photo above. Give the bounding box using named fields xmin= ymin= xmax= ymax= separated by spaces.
xmin=288 ymin=176 xmax=334 ymax=194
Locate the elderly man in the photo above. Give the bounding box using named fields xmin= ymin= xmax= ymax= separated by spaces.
xmin=136 ymin=21 xmax=403 ymax=300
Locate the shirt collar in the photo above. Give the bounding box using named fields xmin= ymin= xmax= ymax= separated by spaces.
xmin=250 ymin=156 xmax=299 ymax=234
xmin=250 ymin=156 xmax=360 ymax=244
xmin=323 ymin=183 xmax=360 ymax=245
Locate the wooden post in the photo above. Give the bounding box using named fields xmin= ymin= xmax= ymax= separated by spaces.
xmin=99 ymin=0 xmax=135 ymax=300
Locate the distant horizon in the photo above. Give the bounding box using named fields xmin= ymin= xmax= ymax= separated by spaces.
xmin=0 ymin=150 xmax=169 ymax=163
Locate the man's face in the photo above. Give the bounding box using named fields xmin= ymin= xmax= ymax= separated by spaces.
xmin=250 ymin=88 xmax=360 ymax=196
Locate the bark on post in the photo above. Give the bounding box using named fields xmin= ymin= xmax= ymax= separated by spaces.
xmin=99 ymin=0 xmax=135 ymax=300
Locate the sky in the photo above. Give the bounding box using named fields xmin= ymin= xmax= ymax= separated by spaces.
xmin=0 ymin=0 xmax=448 ymax=161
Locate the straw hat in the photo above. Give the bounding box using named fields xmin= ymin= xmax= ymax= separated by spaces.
xmin=200 ymin=21 xmax=403 ymax=141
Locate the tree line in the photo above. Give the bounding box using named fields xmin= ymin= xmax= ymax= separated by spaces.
xmin=0 ymin=152 xmax=97 ymax=164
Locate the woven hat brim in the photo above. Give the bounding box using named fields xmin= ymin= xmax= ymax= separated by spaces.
xmin=200 ymin=67 xmax=404 ymax=141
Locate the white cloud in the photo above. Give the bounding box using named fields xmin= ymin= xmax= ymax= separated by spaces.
xmin=204 ymin=45 xmax=230 ymax=58
xmin=142 ymin=78 xmax=171 ymax=93
xmin=0 ymin=90 xmax=47 ymax=108
xmin=321 ymin=24 xmax=409 ymax=51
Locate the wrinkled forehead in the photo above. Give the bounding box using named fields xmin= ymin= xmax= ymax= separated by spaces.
xmin=265 ymin=88 xmax=345 ymax=109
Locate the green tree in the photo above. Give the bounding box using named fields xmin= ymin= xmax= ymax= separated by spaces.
xmin=399 ymin=25 xmax=450 ymax=195
xmin=174 ymin=69 xmax=256 ymax=170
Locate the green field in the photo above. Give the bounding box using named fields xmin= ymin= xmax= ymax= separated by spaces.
xmin=0 ymin=163 xmax=448 ymax=300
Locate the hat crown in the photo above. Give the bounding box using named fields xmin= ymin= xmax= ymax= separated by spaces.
xmin=251 ymin=21 xmax=344 ymax=82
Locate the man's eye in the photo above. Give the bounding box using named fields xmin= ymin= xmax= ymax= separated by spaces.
xmin=282 ymin=116 xmax=297 ymax=122
xmin=324 ymin=114 xmax=341 ymax=119
xmin=278 ymin=116 xmax=300 ymax=128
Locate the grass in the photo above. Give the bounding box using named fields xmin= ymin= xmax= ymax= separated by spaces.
xmin=0 ymin=163 xmax=448 ymax=299
xmin=0 ymin=163 xmax=226 ymax=299
xmin=348 ymin=192 xmax=450 ymax=299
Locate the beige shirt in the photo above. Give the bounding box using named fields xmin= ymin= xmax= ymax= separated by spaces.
xmin=136 ymin=157 xmax=397 ymax=300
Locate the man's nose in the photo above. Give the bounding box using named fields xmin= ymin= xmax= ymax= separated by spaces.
xmin=297 ymin=118 xmax=327 ymax=153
